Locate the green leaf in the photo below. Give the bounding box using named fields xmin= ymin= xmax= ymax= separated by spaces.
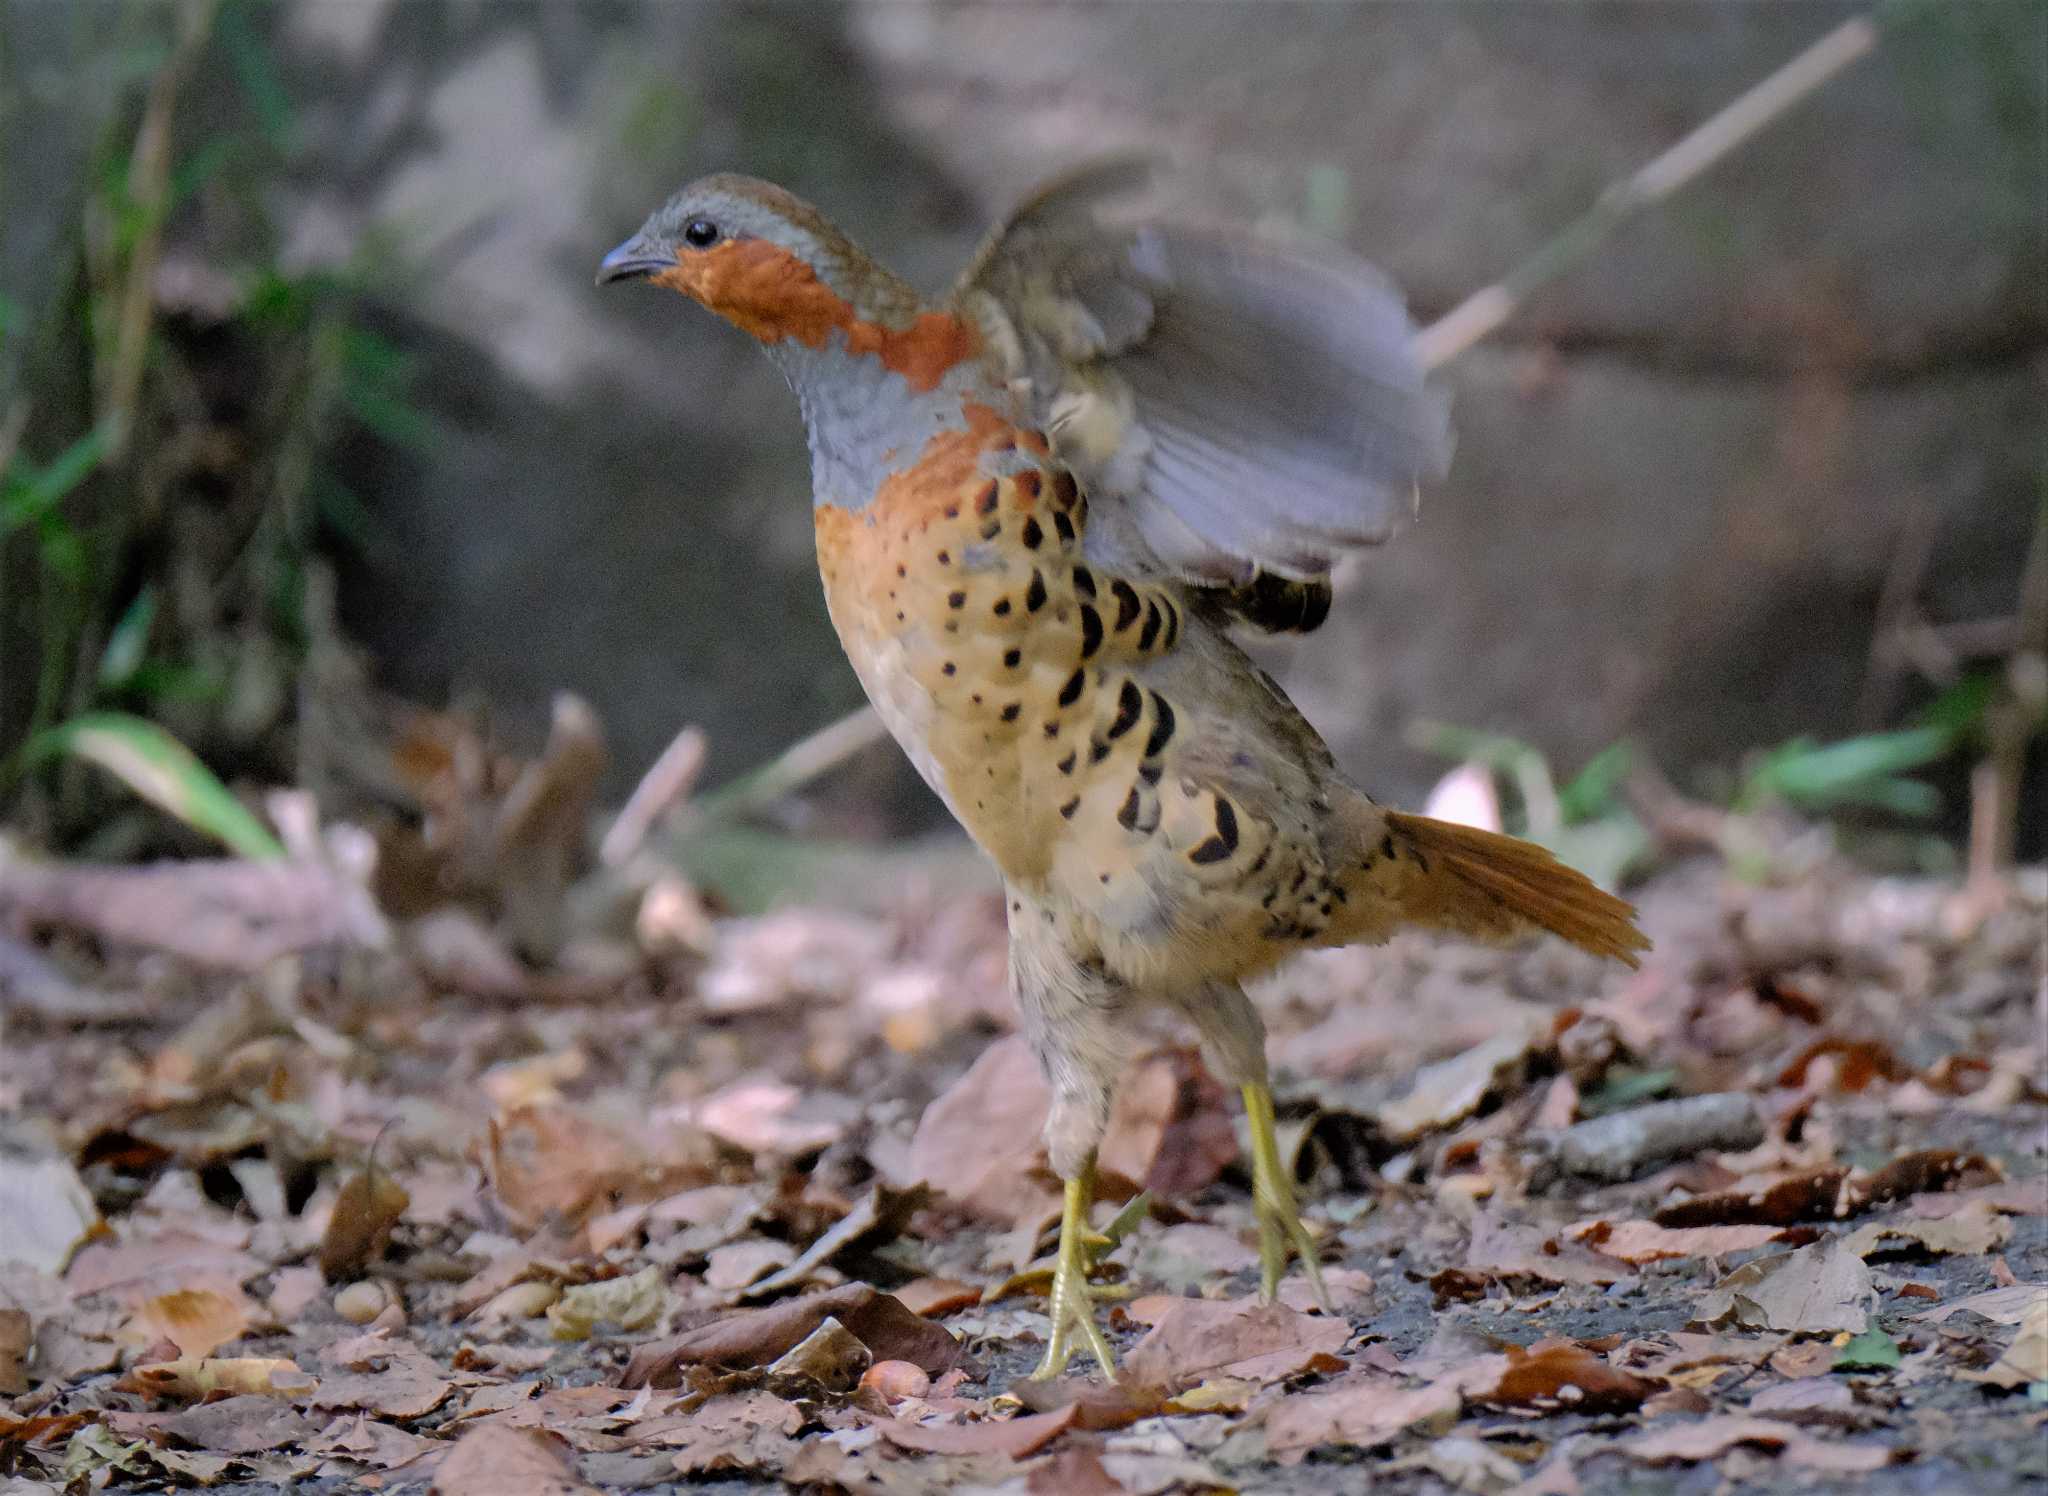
xmin=33 ymin=713 xmax=284 ymax=860
xmin=1 ymin=424 xmax=112 ymax=538
xmin=97 ymin=588 xmax=158 ymax=691
xmin=1558 ymin=740 xmax=1636 ymax=824
xmin=1833 ymin=1327 xmax=1902 ymax=1371
xmin=1740 ymin=726 xmax=1955 ymax=817
xmin=1582 ymin=1067 xmax=1678 ymax=1116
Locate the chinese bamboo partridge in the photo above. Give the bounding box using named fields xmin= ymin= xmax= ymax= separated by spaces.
xmin=600 ymin=163 xmax=1649 ymax=1378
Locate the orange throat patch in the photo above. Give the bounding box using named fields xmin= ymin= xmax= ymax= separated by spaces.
xmin=653 ymin=239 xmax=977 ymax=393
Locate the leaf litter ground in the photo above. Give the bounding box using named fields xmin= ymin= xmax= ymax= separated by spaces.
xmin=2 ymin=852 xmax=2043 ymax=1494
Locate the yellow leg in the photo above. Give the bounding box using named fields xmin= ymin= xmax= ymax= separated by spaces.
xmin=1243 ymin=1083 xmax=1331 ymax=1311
xmin=1029 ymin=1157 xmax=1121 ymax=1380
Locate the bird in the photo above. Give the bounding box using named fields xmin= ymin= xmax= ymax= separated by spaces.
xmin=599 ymin=162 xmax=1650 ymax=1379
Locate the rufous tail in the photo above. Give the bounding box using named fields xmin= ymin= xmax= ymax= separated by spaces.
xmin=1370 ymin=811 xmax=1651 ymax=966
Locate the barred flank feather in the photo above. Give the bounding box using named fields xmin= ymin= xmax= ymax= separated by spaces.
xmin=1383 ymin=812 xmax=1651 ymax=967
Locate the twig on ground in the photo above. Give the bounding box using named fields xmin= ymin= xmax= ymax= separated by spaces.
xmin=601 ymin=725 xmax=707 ymax=867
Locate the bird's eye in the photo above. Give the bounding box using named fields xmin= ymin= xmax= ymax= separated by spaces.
xmin=682 ymin=218 xmax=720 ymax=249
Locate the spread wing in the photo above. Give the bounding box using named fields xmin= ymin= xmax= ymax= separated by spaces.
xmin=952 ymin=159 xmax=1451 ymax=616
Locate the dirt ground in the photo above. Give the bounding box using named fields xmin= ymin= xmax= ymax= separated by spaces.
xmin=2 ymin=847 xmax=2043 ymax=1494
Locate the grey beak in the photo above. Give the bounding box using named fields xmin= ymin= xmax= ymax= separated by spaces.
xmin=597 ymin=234 xmax=672 ymax=286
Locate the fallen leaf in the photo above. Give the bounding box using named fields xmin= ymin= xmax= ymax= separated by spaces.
xmin=1575 ymin=1219 xmax=1790 ymax=1265
xmin=119 ymin=1355 xmax=310 ymax=1401
xmin=1777 ymin=1038 xmax=1907 ymax=1092
xmin=706 ymin=1239 xmax=795 ymax=1293
xmin=0 ymin=1156 xmax=102 ymax=1275
xmin=1910 ymin=1283 xmax=2047 ymax=1326
xmin=0 ymin=1309 xmax=28 ymax=1395
xmin=876 ymin=1404 xmax=1079 ymax=1459
xmin=1748 ymin=1379 xmax=1862 ymax=1426
xmin=894 ymin=1277 xmax=980 ymax=1317
xmin=667 ymin=1389 xmax=807 ymax=1476
xmin=694 ymin=1078 xmax=849 ymax=1156
xmin=1394 ymin=1434 xmax=1523 ymax=1494
xmin=1846 ymin=1150 xmax=1998 ymax=1209
xmin=107 ymin=1396 xmax=321 ymax=1455
xmin=767 ymin=1315 xmax=871 ymax=1390
xmin=622 ymin=1284 xmax=964 ymax=1387
xmin=1832 ymin=1327 xmax=1901 ymax=1371
xmin=907 ymin=1036 xmax=1059 ymax=1224
xmin=1465 ymin=1215 xmax=1628 ymax=1287
xmin=1959 ymin=1296 xmax=2048 ymax=1389
xmin=318 ymin=1161 xmax=410 ymax=1280
xmin=130 ymin=1285 xmax=251 ymax=1360
xmin=1768 ymin=1340 xmax=1839 ymax=1378
xmin=743 ymin=1182 xmax=926 ymax=1300
xmin=1694 ymin=1237 xmax=1872 ymax=1334
xmin=1842 ymin=1201 xmax=2012 ymax=1259
xmin=547 ymin=1266 xmax=669 ymax=1339
xmin=432 ymin=1423 xmax=599 ymax=1495
xmin=1376 ymin=1023 xmax=1545 ymax=1143
xmin=314 ymin=1333 xmax=450 ymax=1418
xmin=1617 ymin=1413 xmax=1895 ymax=1471
xmin=1264 ymin=1373 xmax=1463 ymax=1462
xmin=1097 ymin=1047 xmax=1237 ymax=1199
xmin=1478 ymin=1339 xmax=1662 ymax=1412
xmin=1028 ymin=1441 xmax=1128 ymax=1495
xmin=1654 ymin=1168 xmax=1848 ymax=1227
xmin=1122 ymin=1297 xmax=1350 ymax=1387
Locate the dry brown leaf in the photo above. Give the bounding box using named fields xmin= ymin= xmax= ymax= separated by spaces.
xmin=130 ymin=1285 xmax=251 ymax=1360
xmin=0 ymin=1309 xmax=29 ymax=1395
xmin=0 ymin=1156 xmax=102 ymax=1276
xmin=1842 ymin=1201 xmax=2012 ymax=1259
xmin=1376 ymin=1021 xmax=1546 ymax=1143
xmin=119 ymin=1355 xmax=311 ymax=1401
xmin=907 ymin=1036 xmax=1059 ymax=1224
xmin=318 ymin=1160 xmax=411 ymax=1280
xmin=107 ymin=1396 xmax=321 ymax=1455
xmin=485 ymin=1104 xmax=711 ymax=1231
xmin=546 ymin=1265 xmax=669 ymax=1339
xmin=622 ymin=1284 xmax=964 ymax=1388
xmin=1464 ymin=1215 xmax=1629 ymax=1287
xmin=1617 ymin=1413 xmax=1896 ymax=1471
xmin=431 ymin=1423 xmax=599 ymax=1496
xmin=1097 ymin=1046 xmax=1237 ymax=1198
xmin=694 ymin=1078 xmax=849 ymax=1156
xmin=267 ymin=1265 xmax=324 ymax=1321
xmin=313 ymin=1332 xmax=451 ymax=1418
xmin=1027 ymin=1442 xmax=1128 ymax=1496
xmin=1575 ymin=1219 xmax=1789 ymax=1265
xmin=1959 ymin=1296 xmax=2048 ymax=1388
xmin=668 ymin=1389 xmax=807 ymax=1476
xmin=1478 ymin=1338 xmax=1663 ymax=1413
xmin=1909 ymin=1283 xmax=2048 ymax=1326
xmin=706 ymin=1239 xmax=795 ymax=1293
xmin=1747 ymin=1378 xmax=1862 ymax=1426
xmin=1846 ymin=1149 xmax=1999 ymax=1209
xmin=766 ymin=1315 xmax=872 ymax=1390
xmin=1654 ymin=1167 xmax=1848 ymax=1227
xmin=1694 ymin=1237 xmax=1872 ymax=1334
xmin=1264 ymin=1373 xmax=1463 ymax=1462
xmin=874 ymin=1404 xmax=1079 ymax=1459
xmin=894 ymin=1276 xmax=980 ymax=1317
xmin=1122 ymin=1297 xmax=1350 ymax=1387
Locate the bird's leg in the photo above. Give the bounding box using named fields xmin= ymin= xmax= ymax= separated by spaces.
xmin=1031 ymin=1151 xmax=1124 ymax=1380
xmin=1243 ymin=1080 xmax=1331 ymax=1311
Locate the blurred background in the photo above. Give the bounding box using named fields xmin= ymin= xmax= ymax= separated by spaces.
xmin=2 ymin=0 xmax=2042 ymax=890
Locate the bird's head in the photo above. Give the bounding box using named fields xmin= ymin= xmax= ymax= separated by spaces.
xmin=597 ymin=174 xmax=917 ymax=354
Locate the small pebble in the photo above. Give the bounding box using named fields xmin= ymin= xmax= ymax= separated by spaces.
xmin=859 ymin=1360 xmax=930 ymax=1402
xmin=335 ymin=1279 xmax=397 ymax=1325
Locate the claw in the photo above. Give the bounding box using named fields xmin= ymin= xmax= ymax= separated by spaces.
xmin=1028 ymin=1160 xmax=1136 ymax=1380
xmin=1243 ymin=1082 xmax=1332 ymax=1311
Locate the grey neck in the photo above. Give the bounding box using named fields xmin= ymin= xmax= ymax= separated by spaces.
xmin=767 ymin=336 xmax=986 ymax=512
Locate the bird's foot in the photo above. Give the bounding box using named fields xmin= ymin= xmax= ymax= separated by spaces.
xmin=1243 ymin=1082 xmax=1332 ymax=1311
xmin=1029 ymin=1167 xmax=1146 ymax=1381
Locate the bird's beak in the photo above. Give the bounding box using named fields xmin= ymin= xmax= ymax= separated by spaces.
xmin=596 ymin=234 xmax=673 ymax=286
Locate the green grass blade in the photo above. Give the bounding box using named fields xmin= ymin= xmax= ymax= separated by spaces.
xmin=34 ymin=712 xmax=284 ymax=860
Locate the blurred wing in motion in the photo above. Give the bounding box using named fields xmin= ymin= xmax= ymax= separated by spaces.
xmin=953 ymin=159 xmax=1451 ymax=617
